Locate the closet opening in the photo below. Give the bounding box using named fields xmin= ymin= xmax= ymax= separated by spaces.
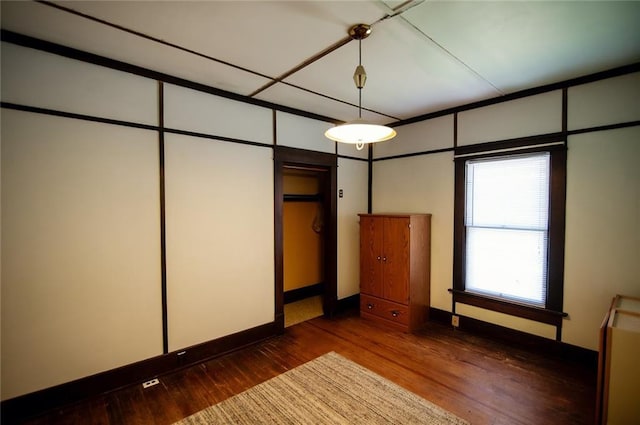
xmin=274 ymin=146 xmax=337 ymax=332
xmin=282 ymin=166 xmax=326 ymax=327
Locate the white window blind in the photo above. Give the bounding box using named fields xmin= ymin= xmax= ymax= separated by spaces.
xmin=465 ymin=153 xmax=550 ymax=306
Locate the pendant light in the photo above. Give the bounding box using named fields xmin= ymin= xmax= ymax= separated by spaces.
xmin=325 ymin=24 xmax=396 ymax=151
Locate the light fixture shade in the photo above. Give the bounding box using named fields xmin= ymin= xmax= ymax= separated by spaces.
xmin=324 ymin=119 xmax=396 ymax=144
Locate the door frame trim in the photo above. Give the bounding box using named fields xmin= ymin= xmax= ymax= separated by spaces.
xmin=274 ymin=146 xmax=338 ymax=331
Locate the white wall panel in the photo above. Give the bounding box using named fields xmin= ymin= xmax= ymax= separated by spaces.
xmin=568 ymin=72 xmax=640 ymax=131
xmin=0 ymin=42 xmax=157 ymax=126
xmin=373 ymin=115 xmax=454 ymax=159
xmin=372 ymin=152 xmax=454 ymax=311
xmin=337 ymin=158 xmax=369 ymax=299
xmin=563 ymin=127 xmax=640 ymax=350
xmin=165 ymin=135 xmax=274 ymax=351
xmin=1 ymin=110 xmax=162 ymax=400
xmin=458 ymin=90 xmax=562 ymax=146
xmin=164 ymin=84 xmax=272 ymax=145
xmin=277 ymin=111 xmax=336 ymax=153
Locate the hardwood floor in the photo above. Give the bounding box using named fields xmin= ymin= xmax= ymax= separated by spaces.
xmin=21 ymin=311 xmax=596 ymax=425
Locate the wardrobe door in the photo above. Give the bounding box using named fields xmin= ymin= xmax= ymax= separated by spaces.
xmin=383 ymin=217 xmax=411 ymax=304
xmin=360 ymin=215 xmax=384 ymax=298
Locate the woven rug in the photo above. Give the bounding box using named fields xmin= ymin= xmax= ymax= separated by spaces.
xmin=173 ymin=351 xmax=468 ymax=424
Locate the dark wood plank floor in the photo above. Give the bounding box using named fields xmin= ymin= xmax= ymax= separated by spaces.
xmin=22 ymin=311 xmax=596 ymax=425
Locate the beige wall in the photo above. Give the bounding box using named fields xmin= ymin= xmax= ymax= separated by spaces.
xmin=562 ymin=75 xmax=640 ymax=350
xmin=276 ymin=111 xmax=335 ymax=154
xmin=164 ymin=134 xmax=274 ymax=352
xmin=337 ymin=158 xmax=369 ymax=299
xmin=1 ymin=42 xmax=277 ymax=399
xmin=1 ymin=110 xmax=163 ymax=399
xmin=0 ymin=42 xmax=157 ymax=125
xmin=0 ymin=41 xmax=365 ymax=400
xmin=564 ymin=127 xmax=640 ymax=349
xmin=372 ymin=72 xmax=640 ymax=350
xmin=162 ymin=81 xmax=275 ymax=352
xmin=165 ymin=84 xmax=272 ymax=145
xmin=372 ymin=153 xmax=454 ymax=312
xmin=457 ymin=90 xmax=562 ymax=146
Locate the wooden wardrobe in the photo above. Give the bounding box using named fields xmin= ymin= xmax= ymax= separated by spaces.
xmin=358 ymin=214 xmax=431 ymax=332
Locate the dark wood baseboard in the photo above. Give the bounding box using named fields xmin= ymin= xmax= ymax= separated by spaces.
xmin=13 ymin=312 xmax=597 ymax=425
xmin=428 ymin=307 xmax=453 ymax=325
xmin=1 ymin=321 xmax=280 ymax=424
xmin=283 ymin=282 xmax=324 ymax=304
xmin=429 ymin=307 xmax=598 ymax=369
xmin=336 ymin=294 xmax=360 ymax=313
xmin=4 ymin=305 xmax=595 ymax=423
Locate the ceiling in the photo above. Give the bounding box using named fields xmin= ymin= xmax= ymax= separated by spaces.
xmin=2 ymin=1 xmax=640 ymax=125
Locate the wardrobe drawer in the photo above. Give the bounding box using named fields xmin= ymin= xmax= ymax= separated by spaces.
xmin=360 ymin=294 xmax=409 ymax=326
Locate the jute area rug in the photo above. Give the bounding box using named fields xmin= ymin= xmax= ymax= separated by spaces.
xmin=173 ymin=351 xmax=469 ymax=424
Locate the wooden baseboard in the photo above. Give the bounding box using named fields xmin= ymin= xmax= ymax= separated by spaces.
xmin=283 ymin=282 xmax=324 ymax=304
xmin=429 ymin=307 xmax=597 ymax=368
xmin=336 ymin=294 xmax=360 ymax=313
xmin=1 ymin=321 xmax=280 ymax=424
xmin=428 ymin=307 xmax=453 ymax=325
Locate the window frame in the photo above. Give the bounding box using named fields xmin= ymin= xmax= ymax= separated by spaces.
xmin=452 ymin=137 xmax=568 ymax=339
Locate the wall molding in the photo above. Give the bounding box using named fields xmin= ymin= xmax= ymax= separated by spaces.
xmin=373 ymin=119 xmax=640 ymax=162
xmin=337 ymin=153 xmax=369 ymax=162
xmin=392 ymin=62 xmax=640 ymax=127
xmin=158 ymin=81 xmax=169 ymax=354
xmin=0 ymin=321 xmax=280 ymax=424
xmin=0 ymin=101 xmax=159 ymax=131
xmin=4 ymin=28 xmax=638 ymax=163
xmin=372 ymin=147 xmax=455 ymax=162
xmin=4 ymin=29 xmax=637 ymax=137
xmin=0 ymin=29 xmax=341 ymax=125
xmin=567 ymin=119 xmax=640 ymax=136
xmin=164 ymin=127 xmax=273 ymax=148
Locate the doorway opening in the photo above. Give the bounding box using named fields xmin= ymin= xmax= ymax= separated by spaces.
xmin=282 ymin=167 xmax=326 ymax=327
xmin=274 ymin=146 xmax=337 ymax=331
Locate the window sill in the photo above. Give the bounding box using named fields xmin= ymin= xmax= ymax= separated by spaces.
xmin=449 ymin=289 xmax=567 ymax=328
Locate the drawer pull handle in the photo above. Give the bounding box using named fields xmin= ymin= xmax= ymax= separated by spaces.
xmin=367 ymin=303 xmax=374 ymax=310
xmin=391 ymin=310 xmax=400 ymax=317
xmin=377 ymin=256 xmax=381 ymax=261
xmin=382 ymin=257 xmax=387 ymax=262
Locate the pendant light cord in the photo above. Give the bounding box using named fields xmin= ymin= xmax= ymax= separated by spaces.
xmin=357 ymin=36 xmax=364 ymax=149
xmin=358 ymin=39 xmax=362 ymax=119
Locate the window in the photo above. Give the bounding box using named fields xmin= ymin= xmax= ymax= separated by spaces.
xmin=465 ymin=153 xmax=549 ymax=306
xmin=452 ymin=141 xmax=567 ymax=335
